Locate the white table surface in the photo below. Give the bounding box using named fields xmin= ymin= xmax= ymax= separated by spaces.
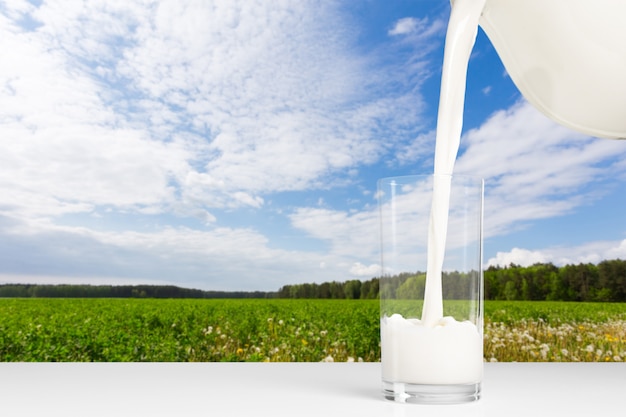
xmin=1 ymin=362 xmax=624 ymax=416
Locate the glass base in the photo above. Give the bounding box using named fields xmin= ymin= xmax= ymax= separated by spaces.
xmin=382 ymin=380 xmax=481 ymax=404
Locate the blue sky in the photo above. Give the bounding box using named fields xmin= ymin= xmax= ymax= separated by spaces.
xmin=1 ymin=0 xmax=626 ymax=291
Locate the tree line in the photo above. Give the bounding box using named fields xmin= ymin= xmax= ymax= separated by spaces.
xmin=276 ymin=278 xmax=380 ymax=300
xmin=484 ymin=259 xmax=626 ymax=302
xmin=2 ymin=259 xmax=625 ymax=301
xmin=0 ymin=284 xmax=276 ymax=299
xmin=277 ymin=259 xmax=626 ymax=302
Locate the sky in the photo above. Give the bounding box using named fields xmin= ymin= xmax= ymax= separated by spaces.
xmin=1 ymin=0 xmax=626 ymax=292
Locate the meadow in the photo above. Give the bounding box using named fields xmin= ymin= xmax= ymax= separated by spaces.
xmin=0 ymin=298 xmax=624 ymax=362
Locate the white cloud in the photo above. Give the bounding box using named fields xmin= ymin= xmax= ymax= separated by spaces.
xmin=1 ymin=0 xmax=425 ymax=224
xmin=389 ymin=17 xmax=420 ymax=36
xmin=388 ymin=16 xmax=444 ymax=39
xmin=350 ymin=262 xmax=380 ymax=277
xmin=487 ymin=239 xmax=626 ymax=268
xmin=289 ymin=206 xmax=379 ymax=258
xmin=486 ymin=248 xmax=548 ymax=267
xmin=0 ymin=273 xmax=165 ymax=287
xmin=0 ymin=215 xmax=337 ymax=291
xmin=112 ymin=0 xmax=404 ymax=200
xmin=0 ymin=28 xmax=191 ymax=221
xmin=454 ymin=100 xmax=626 ymax=238
xmin=288 ymin=205 xmax=381 ymax=279
xmin=394 ymin=131 xmax=436 ymax=168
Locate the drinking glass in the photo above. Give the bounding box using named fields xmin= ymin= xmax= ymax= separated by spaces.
xmin=378 ymin=174 xmax=484 ymax=404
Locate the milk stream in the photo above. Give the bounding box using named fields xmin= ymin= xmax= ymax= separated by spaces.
xmin=422 ymin=0 xmax=485 ymax=326
xmin=381 ymin=0 xmax=485 ymax=384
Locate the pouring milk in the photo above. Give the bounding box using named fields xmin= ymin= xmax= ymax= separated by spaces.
xmin=381 ymin=0 xmax=485 ymax=385
xmin=382 ymin=0 xmax=626 ymax=385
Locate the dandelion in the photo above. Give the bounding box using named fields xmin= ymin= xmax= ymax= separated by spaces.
xmin=321 ymin=355 xmax=334 ymax=362
xmin=585 ymin=344 xmax=595 ymax=353
xmin=540 ymin=344 xmax=550 ymax=360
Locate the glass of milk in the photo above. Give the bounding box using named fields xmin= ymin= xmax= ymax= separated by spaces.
xmin=378 ymin=174 xmax=484 ymax=404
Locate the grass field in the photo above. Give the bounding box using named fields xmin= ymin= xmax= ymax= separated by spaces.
xmin=0 ymin=299 xmax=624 ymax=362
xmin=484 ymin=301 xmax=626 ymax=362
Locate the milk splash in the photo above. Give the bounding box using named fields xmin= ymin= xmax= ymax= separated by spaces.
xmin=381 ymin=0 xmax=485 ymax=385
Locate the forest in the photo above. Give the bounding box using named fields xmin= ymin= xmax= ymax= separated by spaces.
xmin=277 ymin=259 xmax=626 ymax=302
xmin=1 ymin=259 xmax=625 ymax=302
xmin=483 ymin=260 xmax=626 ymax=302
xmin=0 ymin=284 xmax=275 ymax=299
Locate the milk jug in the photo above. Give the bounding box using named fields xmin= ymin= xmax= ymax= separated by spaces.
xmin=476 ymin=0 xmax=626 ymax=139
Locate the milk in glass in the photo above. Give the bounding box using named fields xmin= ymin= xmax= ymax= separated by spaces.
xmin=380 ymin=0 xmax=485 ymax=386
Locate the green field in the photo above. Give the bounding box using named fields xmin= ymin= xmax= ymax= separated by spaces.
xmin=0 ymin=299 xmax=624 ymax=362
xmin=485 ymin=301 xmax=626 ymax=362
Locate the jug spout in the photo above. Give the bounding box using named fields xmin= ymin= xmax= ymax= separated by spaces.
xmin=478 ymin=0 xmax=626 ymax=139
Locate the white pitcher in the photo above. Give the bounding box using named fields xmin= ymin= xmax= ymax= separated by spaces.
xmin=477 ymin=0 xmax=626 ymax=139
